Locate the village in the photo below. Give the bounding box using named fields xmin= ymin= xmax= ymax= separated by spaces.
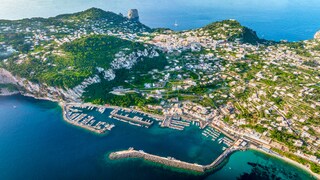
xmin=0 ymin=8 xmax=319 ymax=173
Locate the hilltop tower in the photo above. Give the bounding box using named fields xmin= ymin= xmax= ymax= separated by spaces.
xmin=128 ymin=9 xmax=139 ymax=22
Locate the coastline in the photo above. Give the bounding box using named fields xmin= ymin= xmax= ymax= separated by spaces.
xmin=249 ymin=146 xmax=320 ymax=179
xmin=0 ymin=89 xmax=19 ymax=96
xmin=1 ymin=93 xmax=319 ymax=178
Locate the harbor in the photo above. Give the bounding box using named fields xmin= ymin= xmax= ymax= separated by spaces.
xmin=60 ymin=102 xmax=238 ymax=166
xmin=1 ymin=95 xmax=318 ymax=180
xmin=61 ymin=102 xmax=235 ymax=159
xmin=59 ymin=102 xmax=320 ymax=179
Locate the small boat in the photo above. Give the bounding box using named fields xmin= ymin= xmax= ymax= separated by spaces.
xmin=174 ymin=20 xmax=179 ymax=27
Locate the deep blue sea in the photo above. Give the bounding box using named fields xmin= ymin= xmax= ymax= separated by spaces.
xmin=1 ymin=0 xmax=320 ymax=41
xmin=0 ymin=95 xmax=317 ymax=179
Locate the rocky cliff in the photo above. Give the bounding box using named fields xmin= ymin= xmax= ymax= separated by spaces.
xmin=0 ymin=68 xmax=82 ymax=102
xmin=0 ymin=68 xmax=17 ymax=84
xmin=128 ymin=9 xmax=139 ymax=22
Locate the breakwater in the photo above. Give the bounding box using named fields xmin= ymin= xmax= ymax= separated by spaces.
xmin=109 ymin=147 xmax=241 ymax=173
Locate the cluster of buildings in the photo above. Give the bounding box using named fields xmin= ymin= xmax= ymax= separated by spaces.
xmin=1 ymin=11 xmax=320 ymax=166
xmin=0 ymin=42 xmax=16 ymax=58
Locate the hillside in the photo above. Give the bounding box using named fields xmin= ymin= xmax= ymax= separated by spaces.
xmin=3 ymin=34 xmax=166 ymax=88
xmin=53 ymin=7 xmax=151 ymax=32
xmin=202 ymin=20 xmax=268 ymax=44
xmin=0 ymin=8 xmax=151 ymax=58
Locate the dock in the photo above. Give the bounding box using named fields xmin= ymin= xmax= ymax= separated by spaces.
xmin=161 ymin=116 xmax=190 ymax=131
xmin=110 ymin=109 xmax=153 ymax=127
xmin=63 ymin=104 xmax=115 ymax=134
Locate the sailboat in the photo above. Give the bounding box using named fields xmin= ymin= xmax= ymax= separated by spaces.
xmin=174 ymin=20 xmax=178 ymax=27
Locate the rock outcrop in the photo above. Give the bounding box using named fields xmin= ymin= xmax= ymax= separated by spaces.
xmin=128 ymin=9 xmax=139 ymax=22
xmin=0 ymin=68 xmax=17 ymax=84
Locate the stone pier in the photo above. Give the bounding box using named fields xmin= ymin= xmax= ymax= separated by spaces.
xmin=109 ymin=147 xmax=242 ymax=173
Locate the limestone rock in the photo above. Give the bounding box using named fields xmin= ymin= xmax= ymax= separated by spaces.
xmin=128 ymin=9 xmax=139 ymax=22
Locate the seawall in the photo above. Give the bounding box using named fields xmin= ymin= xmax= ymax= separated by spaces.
xmin=109 ymin=147 xmax=241 ymax=173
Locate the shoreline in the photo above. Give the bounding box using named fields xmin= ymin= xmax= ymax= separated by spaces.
xmin=1 ymin=93 xmax=319 ymax=178
xmin=249 ymin=146 xmax=320 ymax=179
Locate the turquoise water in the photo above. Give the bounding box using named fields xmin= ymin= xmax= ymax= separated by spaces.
xmin=1 ymin=0 xmax=320 ymax=41
xmin=0 ymin=95 xmax=316 ymax=179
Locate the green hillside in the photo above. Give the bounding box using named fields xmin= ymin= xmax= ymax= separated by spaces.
xmin=4 ymin=35 xmax=166 ymax=88
xmin=203 ymin=20 xmax=268 ymax=44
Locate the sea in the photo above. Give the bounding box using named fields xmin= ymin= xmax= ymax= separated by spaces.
xmin=1 ymin=0 xmax=320 ymax=41
xmin=0 ymin=95 xmax=317 ymax=179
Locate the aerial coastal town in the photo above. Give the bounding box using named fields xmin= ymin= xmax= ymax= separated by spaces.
xmin=0 ymin=8 xmax=319 ymax=175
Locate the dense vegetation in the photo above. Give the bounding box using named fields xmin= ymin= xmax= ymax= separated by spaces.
xmin=91 ymin=93 xmax=159 ymax=107
xmin=62 ymin=35 xmax=144 ymax=69
xmin=4 ymin=35 xmax=163 ymax=88
xmin=270 ymin=130 xmax=299 ymax=148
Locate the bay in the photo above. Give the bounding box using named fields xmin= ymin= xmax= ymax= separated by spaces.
xmin=0 ymin=95 xmax=316 ymax=179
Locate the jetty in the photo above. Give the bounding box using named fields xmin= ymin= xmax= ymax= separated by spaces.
xmin=109 ymin=146 xmax=243 ymax=173
xmin=203 ymin=147 xmax=239 ymax=171
xmin=161 ymin=115 xmax=190 ymax=131
xmin=110 ymin=109 xmax=153 ymax=127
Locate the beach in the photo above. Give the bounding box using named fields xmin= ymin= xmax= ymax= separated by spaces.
xmin=249 ymin=145 xmax=320 ymax=179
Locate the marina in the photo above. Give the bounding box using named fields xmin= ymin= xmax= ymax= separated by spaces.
xmin=161 ymin=116 xmax=191 ymax=131
xmin=62 ymin=102 xmax=235 ymax=158
xmin=202 ymin=127 xmax=234 ymax=148
xmin=110 ymin=109 xmax=154 ymax=128
xmin=63 ymin=104 xmax=115 ymax=134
